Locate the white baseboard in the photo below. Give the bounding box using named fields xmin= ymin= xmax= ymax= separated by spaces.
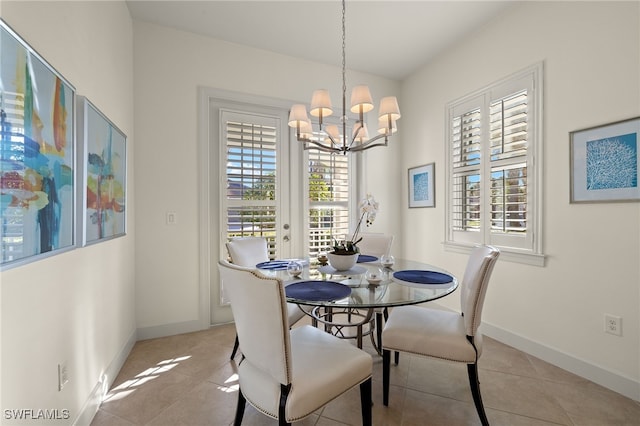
xmin=482 ymin=323 xmax=640 ymax=402
xmin=73 ymin=329 xmax=137 ymax=426
xmin=136 ymin=319 xmax=206 ymax=341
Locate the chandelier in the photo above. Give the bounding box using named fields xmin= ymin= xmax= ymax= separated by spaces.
xmin=287 ymin=0 xmax=401 ymax=154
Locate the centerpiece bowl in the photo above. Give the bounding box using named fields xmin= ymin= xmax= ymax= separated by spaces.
xmin=327 ymin=252 xmax=359 ymax=271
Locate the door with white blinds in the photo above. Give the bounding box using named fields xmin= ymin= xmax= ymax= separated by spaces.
xmin=212 ymin=107 xmax=292 ymax=325
xmin=209 ymin=98 xmax=357 ymax=324
xmin=221 ymin=110 xmax=284 ymax=259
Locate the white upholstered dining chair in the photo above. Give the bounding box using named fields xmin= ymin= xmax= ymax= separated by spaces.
xmin=355 ymin=233 xmax=394 ymax=347
xmin=218 ymin=259 xmax=373 ymax=426
xmin=225 ymin=237 xmax=306 ymax=360
xmin=381 ymin=245 xmax=500 ymax=426
xmin=356 ymin=233 xmax=394 ymax=257
xmin=225 ymin=236 xmax=270 ymax=268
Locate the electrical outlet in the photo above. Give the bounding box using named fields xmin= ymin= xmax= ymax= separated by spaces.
xmin=58 ymin=362 xmax=69 ymax=391
xmin=604 ymin=314 xmax=622 ymax=336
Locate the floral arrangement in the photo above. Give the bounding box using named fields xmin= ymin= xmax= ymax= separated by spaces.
xmin=332 ymin=194 xmax=379 ymax=254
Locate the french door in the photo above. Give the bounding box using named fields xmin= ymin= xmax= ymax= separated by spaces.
xmin=210 ymin=101 xmax=295 ymax=324
xmin=209 ymin=96 xmax=356 ymax=325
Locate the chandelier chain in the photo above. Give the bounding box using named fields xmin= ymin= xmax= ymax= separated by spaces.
xmin=341 ymin=0 xmax=347 ymax=146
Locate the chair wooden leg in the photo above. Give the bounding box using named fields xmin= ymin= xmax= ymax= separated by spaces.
xmin=394 ymin=351 xmax=399 ymax=365
xmin=233 ymin=388 xmax=246 ymax=426
xmin=230 ymin=334 xmax=240 ymax=360
xmin=278 ymin=384 xmax=292 ymax=426
xmin=467 ymin=363 xmax=490 ymax=426
xmin=360 ymin=378 xmax=372 ymax=426
xmin=382 ymin=349 xmax=391 ymax=406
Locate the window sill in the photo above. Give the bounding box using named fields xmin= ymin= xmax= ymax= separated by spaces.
xmin=443 ymin=241 xmax=546 ymax=267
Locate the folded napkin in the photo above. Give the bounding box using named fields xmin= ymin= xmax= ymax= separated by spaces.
xmin=256 ymin=259 xmax=308 ymax=270
xmin=357 ymin=254 xmax=378 ymax=263
xmin=256 ymin=260 xmax=290 ymax=270
xmin=393 ymin=270 xmax=454 ymax=284
xmin=285 ymin=281 xmax=351 ymax=301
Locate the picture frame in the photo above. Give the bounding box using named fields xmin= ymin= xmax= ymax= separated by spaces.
xmin=570 ymin=117 xmax=640 ymax=203
xmin=408 ymin=163 xmax=435 ymax=208
xmin=1 ymin=19 xmax=76 ymax=270
xmin=76 ymin=96 xmax=126 ymax=246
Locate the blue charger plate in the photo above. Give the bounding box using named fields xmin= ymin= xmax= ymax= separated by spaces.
xmin=285 ymin=280 xmax=351 ymax=301
xmin=393 ymin=270 xmax=454 ymax=284
xmin=357 ymin=254 xmax=378 ymax=263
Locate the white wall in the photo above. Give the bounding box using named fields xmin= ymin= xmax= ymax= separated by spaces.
xmin=132 ymin=21 xmax=401 ymax=336
xmin=0 ymin=1 xmax=135 ymax=424
xmin=400 ymin=1 xmax=639 ymax=399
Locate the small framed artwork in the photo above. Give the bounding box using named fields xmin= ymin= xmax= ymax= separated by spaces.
xmin=570 ymin=117 xmax=640 ymax=203
xmin=77 ymin=96 xmax=127 ymax=245
xmin=408 ymin=163 xmax=435 ymax=208
xmin=1 ymin=19 xmax=76 ymax=270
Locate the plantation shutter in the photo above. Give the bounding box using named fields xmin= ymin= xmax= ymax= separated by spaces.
xmin=450 ymin=97 xmax=483 ymax=244
xmin=223 ymin=111 xmax=279 ymax=258
xmin=307 ymin=149 xmax=351 ymax=263
xmin=446 ymin=63 xmax=542 ymax=263
xmin=489 ymin=87 xmax=530 ymax=243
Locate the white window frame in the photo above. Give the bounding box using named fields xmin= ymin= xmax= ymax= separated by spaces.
xmin=444 ymin=62 xmax=545 ymax=266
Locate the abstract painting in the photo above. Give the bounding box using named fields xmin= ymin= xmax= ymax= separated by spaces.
xmin=77 ymin=96 xmax=126 ymax=245
xmin=570 ymin=117 xmax=640 ymax=203
xmin=408 ymin=163 xmax=435 ymax=208
xmin=1 ymin=20 xmax=75 ymax=270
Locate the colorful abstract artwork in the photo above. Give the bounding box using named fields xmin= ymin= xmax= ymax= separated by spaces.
xmin=77 ymin=97 xmax=126 ymax=245
xmin=1 ymin=20 xmax=75 ymax=269
xmin=570 ymin=117 xmax=640 ymax=203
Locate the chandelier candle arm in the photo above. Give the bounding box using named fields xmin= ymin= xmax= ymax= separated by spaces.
xmin=287 ymin=0 xmax=400 ymax=154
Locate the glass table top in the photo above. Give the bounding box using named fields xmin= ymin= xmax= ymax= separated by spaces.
xmin=260 ymin=257 xmax=458 ymax=309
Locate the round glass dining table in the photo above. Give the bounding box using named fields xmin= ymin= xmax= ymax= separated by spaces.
xmin=258 ymin=257 xmax=459 ymax=354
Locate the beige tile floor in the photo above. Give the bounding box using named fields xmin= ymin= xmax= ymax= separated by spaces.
xmin=91 ymin=316 xmax=640 ymax=426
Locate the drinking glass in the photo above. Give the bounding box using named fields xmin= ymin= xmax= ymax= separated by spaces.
xmin=287 ymin=260 xmax=304 ymax=278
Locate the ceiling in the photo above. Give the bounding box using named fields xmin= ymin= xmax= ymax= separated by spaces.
xmin=126 ymin=0 xmax=516 ymax=81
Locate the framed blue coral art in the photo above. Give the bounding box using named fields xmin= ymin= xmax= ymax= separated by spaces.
xmin=408 ymin=162 xmax=435 ymax=208
xmin=1 ymin=20 xmax=76 ymax=270
xmin=76 ymin=96 xmax=126 ymax=246
xmin=570 ymin=117 xmax=640 ymax=203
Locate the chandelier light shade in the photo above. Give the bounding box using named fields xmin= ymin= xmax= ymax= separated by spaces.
xmin=350 ymin=85 xmax=374 ymax=114
xmin=288 ymin=0 xmax=401 ymax=154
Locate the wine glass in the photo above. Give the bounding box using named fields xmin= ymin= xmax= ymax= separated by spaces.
xmin=365 ymin=268 xmax=383 ymax=286
xmin=317 ymin=251 xmax=328 ymax=266
xmin=287 ymin=260 xmax=304 ymax=278
xmin=380 ymin=254 xmax=395 ymax=268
